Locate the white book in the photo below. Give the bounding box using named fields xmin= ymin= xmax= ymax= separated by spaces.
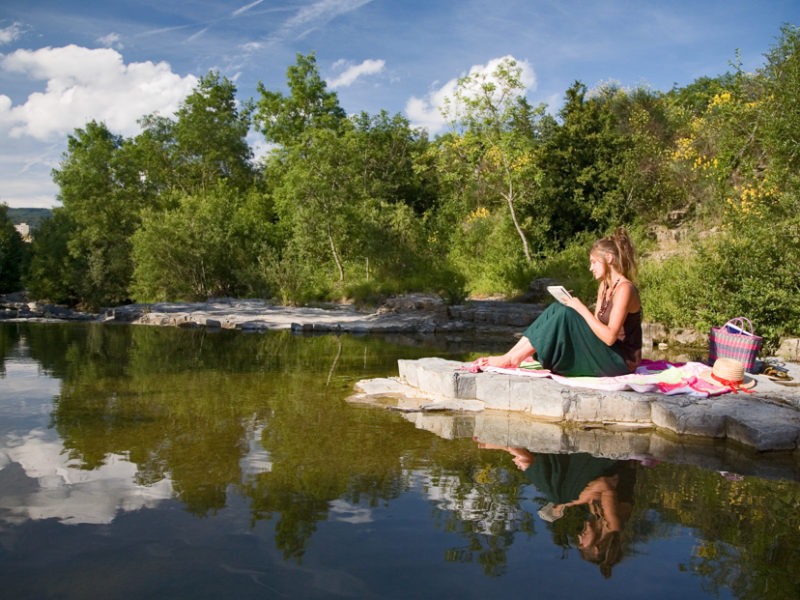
xmin=546 ymin=285 xmax=572 ymax=305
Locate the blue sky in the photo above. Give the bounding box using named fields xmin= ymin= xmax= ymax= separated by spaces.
xmin=1 ymin=0 xmax=798 ymax=209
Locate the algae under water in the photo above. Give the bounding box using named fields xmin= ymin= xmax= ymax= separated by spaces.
xmin=0 ymin=322 xmax=798 ymax=599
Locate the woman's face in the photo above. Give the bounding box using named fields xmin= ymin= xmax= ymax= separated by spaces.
xmin=578 ymin=520 xmax=600 ymax=551
xmin=589 ymin=253 xmax=607 ymax=281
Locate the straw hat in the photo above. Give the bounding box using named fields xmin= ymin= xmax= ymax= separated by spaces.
xmin=701 ymin=358 xmax=756 ymax=392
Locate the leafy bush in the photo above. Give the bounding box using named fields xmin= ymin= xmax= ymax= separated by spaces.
xmin=640 ymin=217 xmax=800 ymax=350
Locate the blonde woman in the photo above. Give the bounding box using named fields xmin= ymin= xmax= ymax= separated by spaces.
xmin=479 ymin=227 xmax=642 ymax=376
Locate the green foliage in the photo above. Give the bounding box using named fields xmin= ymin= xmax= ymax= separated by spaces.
xmin=27 ymin=73 xmax=258 ymax=308
xmin=643 ymin=219 xmax=800 ymax=349
xmin=24 ymin=210 xmax=81 ymax=303
xmin=130 ymin=185 xmax=276 ymax=301
xmin=49 ymin=120 xmax=140 ymax=307
xmin=640 ymin=26 xmax=800 ymax=343
xmin=0 ymin=204 xmax=27 ymax=293
xmin=667 ymin=72 xmax=739 ymax=115
xmin=441 ymin=57 xmax=548 ymax=265
xmin=170 ymin=71 xmax=255 ymax=192
xmin=253 ymin=52 xmax=346 ymax=146
xmin=526 ymin=231 xmax=603 ymax=300
xmin=536 ymin=82 xmax=631 ymax=242
xmin=17 ymin=25 xmax=800 ymax=339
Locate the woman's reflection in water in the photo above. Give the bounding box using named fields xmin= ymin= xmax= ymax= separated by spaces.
xmin=474 ymin=440 xmax=640 ymax=578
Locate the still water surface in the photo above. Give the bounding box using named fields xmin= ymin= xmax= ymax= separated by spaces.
xmin=1 ymin=322 xmax=798 ymax=599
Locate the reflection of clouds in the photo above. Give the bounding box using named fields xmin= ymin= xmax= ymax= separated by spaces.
xmin=0 ymin=359 xmax=61 ymax=421
xmin=328 ymin=499 xmax=373 ymax=524
xmin=0 ymin=428 xmax=173 ymax=525
xmin=239 ymin=424 xmax=272 ymax=476
xmin=416 ymin=471 xmax=523 ymax=536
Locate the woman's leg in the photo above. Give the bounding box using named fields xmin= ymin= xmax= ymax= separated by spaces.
xmin=481 ymin=335 xmax=534 ymax=368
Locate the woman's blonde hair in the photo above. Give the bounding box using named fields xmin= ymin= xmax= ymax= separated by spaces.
xmin=591 ymin=227 xmax=637 ymax=281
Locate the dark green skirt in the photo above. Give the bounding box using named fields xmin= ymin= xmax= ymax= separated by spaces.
xmin=523 ymin=302 xmax=630 ymax=377
xmin=524 ymin=452 xmax=620 ymax=505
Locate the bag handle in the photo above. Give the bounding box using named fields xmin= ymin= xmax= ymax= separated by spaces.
xmin=724 ymin=317 xmax=755 ymax=336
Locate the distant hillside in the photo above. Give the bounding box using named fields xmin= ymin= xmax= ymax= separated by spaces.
xmin=7 ymin=208 xmax=52 ymax=230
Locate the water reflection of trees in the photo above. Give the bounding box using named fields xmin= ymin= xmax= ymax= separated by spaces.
xmin=426 ymin=459 xmax=532 ymax=577
xmin=635 ymin=463 xmax=800 ymax=600
xmin=0 ymin=322 xmax=20 ymax=375
xmin=10 ymin=322 xmax=800 ymax=596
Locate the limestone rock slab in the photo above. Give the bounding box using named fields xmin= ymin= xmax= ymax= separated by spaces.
xmin=354 ymin=357 xmax=800 ymax=453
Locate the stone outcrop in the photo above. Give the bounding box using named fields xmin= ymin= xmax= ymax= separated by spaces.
xmin=349 ymin=357 xmax=800 ymax=455
xmin=0 ymin=297 xmax=99 ymax=322
xmin=777 ymin=338 xmax=800 ymax=362
xmin=3 ymin=292 xmax=796 ymax=356
xmin=2 ymin=292 xmax=797 ymax=361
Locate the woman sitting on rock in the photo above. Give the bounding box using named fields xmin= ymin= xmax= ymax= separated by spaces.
xmin=478 ymin=227 xmax=642 ymax=376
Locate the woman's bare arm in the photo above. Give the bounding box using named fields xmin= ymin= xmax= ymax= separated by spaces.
xmin=565 ymin=283 xmax=634 ymax=346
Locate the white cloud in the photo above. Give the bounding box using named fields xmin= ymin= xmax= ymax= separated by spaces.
xmin=0 ymin=162 xmax=59 ymax=208
xmin=97 ymin=32 xmax=123 ymax=50
xmin=241 ymin=41 xmax=263 ymax=53
xmin=0 ymin=21 xmax=26 ymax=45
xmin=327 ymin=58 xmax=384 ymax=88
xmin=246 ymin=130 xmax=278 ymax=165
xmin=187 ymin=27 xmax=209 ymax=43
xmin=405 ymin=55 xmax=536 ymax=134
xmin=405 ymin=83 xmax=457 ymax=134
xmin=0 ymin=129 xmax=62 ymax=207
xmin=0 ymin=45 xmax=198 ymax=141
xmin=273 ymin=0 xmax=373 ymax=41
xmin=232 ymin=0 xmax=265 ymax=17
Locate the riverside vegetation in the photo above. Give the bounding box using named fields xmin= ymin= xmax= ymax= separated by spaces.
xmin=1 ymin=25 xmax=799 ymax=350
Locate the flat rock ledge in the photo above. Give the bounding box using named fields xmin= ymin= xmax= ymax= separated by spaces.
xmin=3 ymin=294 xmax=799 ymax=362
xmin=100 ymin=296 xmax=546 ymax=336
xmin=349 ymin=358 xmax=800 ymax=478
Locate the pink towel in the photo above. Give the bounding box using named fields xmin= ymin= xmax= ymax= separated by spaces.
xmin=465 ymin=359 xmax=733 ymax=397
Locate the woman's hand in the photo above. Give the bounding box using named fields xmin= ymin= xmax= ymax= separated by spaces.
xmin=565 ymin=295 xmax=589 ymax=314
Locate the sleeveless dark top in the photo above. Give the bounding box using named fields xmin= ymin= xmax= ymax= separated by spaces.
xmin=598 ymin=281 xmax=643 ymax=367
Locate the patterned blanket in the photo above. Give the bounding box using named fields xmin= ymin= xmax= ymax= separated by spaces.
xmin=468 ymin=359 xmax=740 ymax=397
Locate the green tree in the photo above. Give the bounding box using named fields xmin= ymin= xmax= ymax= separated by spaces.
xmin=350 ymin=110 xmax=436 ymax=214
xmin=24 ymin=210 xmax=80 ymax=303
xmin=172 ymin=71 xmax=254 ymax=192
xmin=537 ymin=82 xmax=628 ymax=243
xmin=759 ymin=24 xmax=800 ymax=203
xmin=441 ymin=57 xmax=544 ymax=263
xmin=271 ymin=126 xmax=363 ymax=284
xmin=253 ymin=52 xmax=346 ymax=147
xmin=0 ymin=204 xmax=26 ymax=293
xmin=49 ymin=120 xmax=143 ymax=307
xmin=130 ymin=184 xmax=276 ymax=301
xmin=134 ymin=71 xmax=255 ymax=196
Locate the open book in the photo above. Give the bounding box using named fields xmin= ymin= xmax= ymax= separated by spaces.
xmin=546 ymin=285 xmax=572 ymax=305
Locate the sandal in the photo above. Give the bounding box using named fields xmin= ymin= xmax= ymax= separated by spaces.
xmin=761 ymin=365 xmax=793 ymax=381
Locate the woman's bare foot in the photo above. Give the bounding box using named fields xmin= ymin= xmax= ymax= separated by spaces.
xmin=487 ymin=354 xmax=514 ymax=368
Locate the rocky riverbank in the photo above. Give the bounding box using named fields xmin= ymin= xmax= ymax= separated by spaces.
xmin=349 ymin=357 xmax=800 ymax=463
xmin=2 ymin=292 xmax=799 ymax=361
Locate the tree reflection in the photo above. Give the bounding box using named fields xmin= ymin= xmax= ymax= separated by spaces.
xmin=640 ymin=463 xmax=800 ymax=600
xmin=0 ymin=322 xmax=20 ymax=375
xmin=9 ymin=321 xmax=800 ymax=596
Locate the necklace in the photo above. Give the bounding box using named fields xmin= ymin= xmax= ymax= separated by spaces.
xmin=598 ymin=277 xmax=622 ymax=319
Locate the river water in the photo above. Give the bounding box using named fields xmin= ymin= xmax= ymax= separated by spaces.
xmin=0 ymin=322 xmax=798 ymax=599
